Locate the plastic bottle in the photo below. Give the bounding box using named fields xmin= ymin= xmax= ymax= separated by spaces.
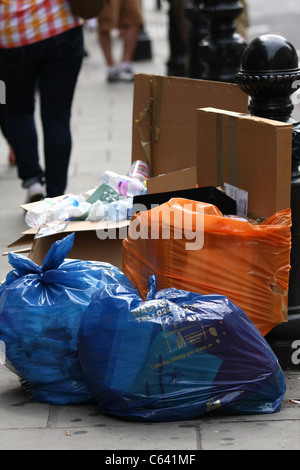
xmin=100 ymin=170 xmax=146 ymax=197
xmin=45 ymin=195 xmax=86 ymax=223
xmin=106 ymin=198 xmax=133 ymax=222
xmin=99 ymin=170 xmax=120 ymax=189
xmin=87 ymin=200 xmax=108 ymax=221
xmin=58 ymin=201 xmax=92 ymax=221
xmin=127 ymin=160 xmax=149 ymax=183
xmin=25 ymin=198 xmax=60 ymax=227
xmin=117 ymin=177 xmax=146 ymax=197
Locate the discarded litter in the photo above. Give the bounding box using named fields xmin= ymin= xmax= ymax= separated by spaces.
xmin=123 ymin=199 xmax=292 ymax=336
xmin=0 ymin=233 xmax=137 ymax=405
xmin=77 ymin=275 xmax=286 ymax=422
xmin=25 ymin=162 xmax=148 ymax=228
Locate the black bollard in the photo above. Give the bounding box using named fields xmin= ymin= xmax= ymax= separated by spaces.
xmin=185 ymin=0 xmax=209 ymax=79
xmin=236 ymin=34 xmax=300 ymax=370
xmin=197 ymin=0 xmax=247 ymax=82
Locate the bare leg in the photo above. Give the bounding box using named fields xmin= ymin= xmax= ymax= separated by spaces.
xmin=120 ymin=24 xmax=140 ymax=63
xmin=98 ymin=30 xmax=115 ymax=66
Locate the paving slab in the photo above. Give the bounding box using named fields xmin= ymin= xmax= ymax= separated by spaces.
xmin=0 ymin=0 xmax=299 ymax=452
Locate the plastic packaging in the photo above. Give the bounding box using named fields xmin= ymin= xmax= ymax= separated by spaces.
xmin=56 ymin=201 xmax=91 ymax=221
xmin=122 ymin=199 xmax=292 ymax=337
xmin=25 ymin=195 xmax=86 ymax=227
xmin=45 ymin=195 xmax=86 ymax=223
xmin=87 ymin=184 xmax=121 ymax=205
xmin=86 ymin=200 xmax=107 ymax=221
xmin=106 ymin=198 xmax=133 ymax=222
xmin=127 ymin=160 xmax=149 ymax=182
xmin=25 ymin=198 xmax=60 ymax=227
xmin=87 ymin=198 xmax=133 ymax=222
xmin=0 ymin=233 xmax=137 ymax=405
xmin=77 ymin=275 xmax=286 ymax=422
xmin=100 ymin=170 xmax=146 ymax=197
xmin=118 ymin=177 xmax=146 ymax=197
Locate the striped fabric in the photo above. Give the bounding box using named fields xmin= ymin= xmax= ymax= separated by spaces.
xmin=0 ymin=0 xmax=82 ymax=48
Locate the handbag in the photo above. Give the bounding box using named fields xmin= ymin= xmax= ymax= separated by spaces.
xmin=68 ymin=0 xmax=107 ymax=19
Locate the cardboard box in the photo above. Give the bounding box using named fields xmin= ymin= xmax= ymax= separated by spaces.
xmin=5 ymin=188 xmax=131 ymax=268
xmin=147 ymin=167 xmax=198 ymax=193
xmin=132 ymin=74 xmax=249 ymax=193
xmin=7 ymin=219 xmax=130 ymax=268
xmin=196 ymin=107 xmax=293 ymax=219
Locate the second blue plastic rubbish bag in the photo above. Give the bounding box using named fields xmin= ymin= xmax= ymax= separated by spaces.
xmin=77 ymin=276 xmax=286 ymax=422
xmin=0 ymin=233 xmax=137 ymax=405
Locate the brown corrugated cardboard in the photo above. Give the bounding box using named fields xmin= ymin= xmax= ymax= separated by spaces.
xmin=7 ymin=219 xmax=130 ymax=268
xmin=196 ymin=107 xmax=293 ymax=219
xmin=147 ymin=167 xmax=198 ymax=193
xmin=132 ymin=74 xmax=249 ymax=187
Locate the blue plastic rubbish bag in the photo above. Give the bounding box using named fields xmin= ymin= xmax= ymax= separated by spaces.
xmin=77 ymin=276 xmax=286 ymax=421
xmin=0 ymin=233 xmax=136 ymax=405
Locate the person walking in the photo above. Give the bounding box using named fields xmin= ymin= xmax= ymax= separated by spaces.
xmin=0 ymin=0 xmax=85 ymax=202
xmin=97 ymin=0 xmax=143 ymax=83
xmin=0 ymin=105 xmax=15 ymax=166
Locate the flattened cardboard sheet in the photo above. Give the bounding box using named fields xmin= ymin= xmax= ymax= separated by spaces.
xmin=132 ymin=74 xmax=249 ymax=178
xmin=196 ymin=107 xmax=292 ymax=219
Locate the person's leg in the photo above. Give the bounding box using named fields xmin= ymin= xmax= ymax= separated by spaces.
xmin=98 ymin=30 xmax=114 ymax=66
xmin=98 ymin=0 xmax=121 ymax=82
xmin=118 ymin=0 xmax=143 ymax=81
xmin=0 ymin=105 xmax=8 ymax=140
xmin=120 ymin=23 xmax=140 ymax=63
xmin=0 ymin=45 xmax=44 ymax=195
xmin=39 ymin=26 xmax=84 ymax=198
xmin=0 ymin=105 xmax=15 ymax=165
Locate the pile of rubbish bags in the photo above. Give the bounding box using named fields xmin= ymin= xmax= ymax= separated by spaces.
xmin=0 ymin=233 xmax=136 ymax=405
xmin=0 ymin=234 xmax=286 ymax=421
xmin=77 ymin=275 xmax=286 ymax=422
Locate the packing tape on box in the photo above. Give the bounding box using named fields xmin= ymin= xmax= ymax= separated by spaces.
xmin=153 ymin=75 xmax=163 ymax=143
xmin=134 ymin=79 xmax=153 ymax=174
xmin=228 ymin=116 xmax=238 ymax=188
xmin=216 ymin=114 xmax=239 ymax=188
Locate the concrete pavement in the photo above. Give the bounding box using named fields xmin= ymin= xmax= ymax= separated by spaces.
xmin=0 ymin=0 xmax=299 ymax=451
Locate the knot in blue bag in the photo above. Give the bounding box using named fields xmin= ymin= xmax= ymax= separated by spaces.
xmin=0 ymin=233 xmax=136 ymax=405
xmin=77 ymin=276 xmax=286 ymax=421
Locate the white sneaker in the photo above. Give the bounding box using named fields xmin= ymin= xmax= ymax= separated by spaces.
xmin=118 ymin=62 xmax=135 ymax=82
xmin=107 ymin=66 xmax=121 ymax=83
xmin=25 ymin=182 xmax=44 ymax=204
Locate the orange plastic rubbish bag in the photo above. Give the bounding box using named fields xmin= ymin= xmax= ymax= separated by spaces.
xmin=122 ymin=198 xmax=292 ymax=336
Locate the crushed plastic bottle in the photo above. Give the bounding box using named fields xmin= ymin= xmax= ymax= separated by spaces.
xmin=106 ymin=198 xmax=133 ymax=222
xmin=25 ymin=198 xmax=60 ymax=227
xmin=87 ymin=200 xmax=108 ymax=221
xmin=100 ymin=170 xmax=146 ymax=197
xmin=45 ymin=195 xmax=86 ymax=223
xmin=58 ymin=201 xmax=92 ymax=221
xmin=87 ymin=198 xmax=133 ymax=222
xmin=25 ymin=195 xmax=88 ymax=227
